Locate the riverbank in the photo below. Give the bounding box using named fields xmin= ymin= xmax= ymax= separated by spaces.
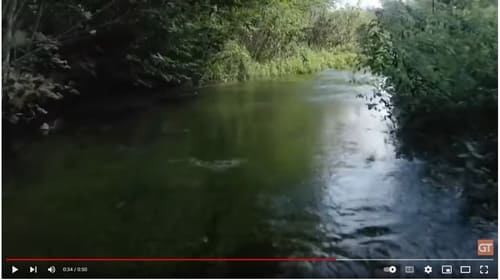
xmin=3 ymin=48 xmax=360 ymax=140
xmin=202 ymin=42 xmax=359 ymax=83
xmin=3 ymin=1 xmax=372 ymax=132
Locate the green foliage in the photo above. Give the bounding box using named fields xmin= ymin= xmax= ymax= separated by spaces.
xmin=125 ymin=1 xmax=229 ymax=87
xmin=360 ymin=0 xmax=497 ymax=130
xmin=3 ymin=0 xmax=369 ymax=126
xmin=201 ymin=40 xmax=253 ymax=83
xmin=201 ymin=1 xmax=365 ymax=84
xmin=2 ymin=0 xmax=78 ymax=125
xmin=4 ymin=71 xmax=63 ymax=124
xmin=202 ymin=41 xmax=358 ymax=83
xmin=233 ymin=0 xmax=313 ymax=62
xmin=309 ymin=7 xmax=373 ymax=51
xmin=248 ymin=48 xmax=358 ymax=79
xmin=359 ymin=0 xmax=498 ymax=208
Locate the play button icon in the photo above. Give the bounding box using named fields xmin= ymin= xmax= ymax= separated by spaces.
xmin=11 ymin=266 xmax=19 ymax=274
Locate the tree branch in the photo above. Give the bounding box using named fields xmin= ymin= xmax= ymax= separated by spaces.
xmin=55 ymin=0 xmax=118 ymax=40
xmin=31 ymin=0 xmax=44 ymax=46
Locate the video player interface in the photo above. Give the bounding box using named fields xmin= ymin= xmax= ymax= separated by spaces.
xmin=2 ymin=0 xmax=497 ymax=278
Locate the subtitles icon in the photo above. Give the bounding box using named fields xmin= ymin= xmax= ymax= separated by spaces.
xmin=404 ymin=266 xmax=415 ymax=274
xmin=478 ymin=240 xmax=494 ymax=256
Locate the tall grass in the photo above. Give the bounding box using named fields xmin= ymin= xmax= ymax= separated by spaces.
xmin=201 ymin=41 xmax=358 ymax=84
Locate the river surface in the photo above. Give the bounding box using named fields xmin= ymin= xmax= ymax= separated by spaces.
xmin=3 ymin=70 xmax=497 ymax=278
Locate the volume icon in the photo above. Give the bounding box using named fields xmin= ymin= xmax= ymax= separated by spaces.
xmin=48 ymin=266 xmax=56 ymax=274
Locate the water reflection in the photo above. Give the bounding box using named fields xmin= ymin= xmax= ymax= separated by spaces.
xmin=266 ymin=71 xmax=497 ymax=277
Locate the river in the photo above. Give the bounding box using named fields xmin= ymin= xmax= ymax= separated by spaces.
xmin=3 ymin=70 xmax=497 ymax=278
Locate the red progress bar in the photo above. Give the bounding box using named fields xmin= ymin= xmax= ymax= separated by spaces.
xmin=6 ymin=258 xmax=336 ymax=262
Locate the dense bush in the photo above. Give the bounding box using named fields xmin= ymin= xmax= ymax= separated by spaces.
xmin=360 ymin=0 xmax=497 ymax=131
xmin=308 ymin=7 xmax=373 ymax=51
xmin=359 ymin=0 xmax=497 ymax=216
xmin=201 ymin=0 xmax=369 ymax=83
xmin=3 ymin=0 xmax=370 ymax=126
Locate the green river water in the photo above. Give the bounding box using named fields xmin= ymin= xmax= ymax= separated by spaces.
xmin=4 ymin=70 xmax=497 ymax=278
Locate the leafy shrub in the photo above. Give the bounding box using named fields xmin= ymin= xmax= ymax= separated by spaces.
xmin=3 ymin=0 xmax=369 ymax=127
xmin=360 ymin=0 xmax=497 ymax=131
xmin=359 ymin=0 xmax=498 ymax=216
xmin=3 ymin=29 xmax=77 ymax=125
xmin=3 ymin=70 xmax=76 ymax=124
xmin=201 ymin=40 xmax=253 ymax=83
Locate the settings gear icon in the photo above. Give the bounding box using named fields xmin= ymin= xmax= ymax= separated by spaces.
xmin=424 ymin=265 xmax=432 ymax=274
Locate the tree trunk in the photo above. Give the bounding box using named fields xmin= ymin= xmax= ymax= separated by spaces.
xmin=3 ymin=0 xmax=18 ymax=82
xmin=31 ymin=0 xmax=45 ymax=44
